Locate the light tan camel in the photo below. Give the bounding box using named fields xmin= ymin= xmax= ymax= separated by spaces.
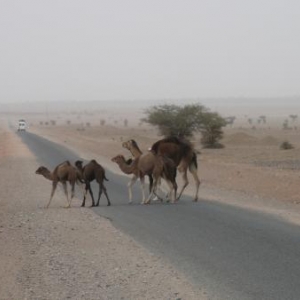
xmin=122 ymin=139 xmax=153 ymax=192
xmin=75 ymin=159 xmax=111 ymax=207
xmin=35 ymin=161 xmax=80 ymax=208
xmin=123 ymin=139 xmax=174 ymax=201
xmin=151 ymin=136 xmax=201 ymax=202
xmin=122 ymin=139 xmax=143 ymax=157
xmin=111 ymin=153 xmax=177 ymax=204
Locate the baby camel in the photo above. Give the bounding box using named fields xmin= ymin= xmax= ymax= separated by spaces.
xmin=35 ymin=161 xmax=79 ymax=208
xmin=122 ymin=139 xmax=153 ymax=193
xmin=111 ymin=153 xmax=177 ymax=204
xmin=75 ymin=159 xmax=111 ymax=207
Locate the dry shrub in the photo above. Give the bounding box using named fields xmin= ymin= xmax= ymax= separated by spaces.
xmin=280 ymin=141 xmax=294 ymax=150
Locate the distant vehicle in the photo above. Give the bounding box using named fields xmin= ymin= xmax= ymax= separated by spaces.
xmin=18 ymin=119 xmax=26 ymax=131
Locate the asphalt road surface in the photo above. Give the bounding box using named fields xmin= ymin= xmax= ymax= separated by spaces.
xmin=20 ymin=131 xmax=300 ymax=300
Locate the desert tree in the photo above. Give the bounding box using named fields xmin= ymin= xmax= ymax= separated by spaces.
xmin=199 ymin=112 xmax=227 ymax=148
xmin=143 ymin=103 xmax=227 ymax=148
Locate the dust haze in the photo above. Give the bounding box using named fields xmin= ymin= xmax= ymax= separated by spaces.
xmin=1 ymin=1 xmax=300 ymax=104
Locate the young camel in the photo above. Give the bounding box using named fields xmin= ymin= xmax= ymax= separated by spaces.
xmin=111 ymin=153 xmax=177 ymax=204
xmin=75 ymin=159 xmax=111 ymax=207
xmin=151 ymin=136 xmax=201 ymax=202
xmin=123 ymin=139 xmax=173 ymax=201
xmin=122 ymin=139 xmax=153 ymax=193
xmin=35 ymin=160 xmax=80 ymax=208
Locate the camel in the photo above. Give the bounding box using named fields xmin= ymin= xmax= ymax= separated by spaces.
xmin=150 ymin=136 xmax=201 ymax=202
xmin=75 ymin=159 xmax=111 ymax=207
xmin=111 ymin=152 xmax=177 ymax=204
xmin=35 ymin=160 xmax=80 ymax=208
xmin=122 ymin=139 xmax=153 ymax=193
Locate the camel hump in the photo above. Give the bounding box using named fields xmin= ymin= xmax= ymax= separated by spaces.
xmin=59 ymin=160 xmax=71 ymax=166
xmin=90 ymin=159 xmax=98 ymax=164
xmin=151 ymin=136 xmax=191 ymax=152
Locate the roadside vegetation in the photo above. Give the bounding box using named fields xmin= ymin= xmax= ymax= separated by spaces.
xmin=142 ymin=103 xmax=227 ymax=148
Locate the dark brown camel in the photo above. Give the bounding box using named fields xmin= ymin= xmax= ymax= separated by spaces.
xmin=151 ymin=136 xmax=201 ymax=201
xmin=35 ymin=160 xmax=79 ymax=208
xmin=111 ymin=152 xmax=177 ymax=204
xmin=75 ymin=159 xmax=111 ymax=207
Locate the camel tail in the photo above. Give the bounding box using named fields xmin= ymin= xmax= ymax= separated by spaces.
xmin=104 ymin=174 xmax=109 ymax=181
xmin=189 ymin=152 xmax=198 ymax=171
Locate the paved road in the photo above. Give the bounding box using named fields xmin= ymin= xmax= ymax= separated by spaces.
xmin=20 ymin=131 xmax=300 ymax=300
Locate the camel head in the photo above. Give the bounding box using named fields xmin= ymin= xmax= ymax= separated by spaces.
xmin=111 ymin=155 xmax=125 ymax=164
xmin=35 ymin=166 xmax=48 ymax=175
xmin=122 ymin=139 xmax=137 ymax=150
xmin=75 ymin=160 xmax=83 ymax=169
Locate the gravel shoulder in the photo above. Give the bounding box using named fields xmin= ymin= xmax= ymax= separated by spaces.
xmin=0 ymin=124 xmax=205 ymax=299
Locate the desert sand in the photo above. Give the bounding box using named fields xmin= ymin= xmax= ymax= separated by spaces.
xmin=1 ymin=102 xmax=300 ymax=299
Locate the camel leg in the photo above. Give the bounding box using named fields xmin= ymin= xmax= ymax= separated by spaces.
xmin=140 ymin=176 xmax=148 ymax=204
xmin=128 ymin=175 xmax=137 ymax=203
xmin=97 ymin=184 xmax=111 ymax=206
xmin=189 ymin=169 xmax=201 ymax=202
xmin=145 ymin=178 xmax=158 ymax=204
xmin=89 ymin=188 xmax=96 ymax=206
xmin=148 ymin=174 xmax=153 ymax=193
xmin=68 ymin=182 xmax=75 ymax=207
xmin=81 ymin=184 xmax=89 ymax=207
xmin=176 ymin=169 xmax=189 ymax=201
xmin=78 ymin=182 xmax=86 ymax=206
xmin=164 ymin=179 xmax=177 ymax=203
xmin=87 ymin=182 xmax=96 ymax=207
xmin=62 ymin=182 xmax=71 ymax=208
xmin=46 ymin=181 xmax=58 ymax=208
xmin=152 ymin=177 xmax=164 ymax=202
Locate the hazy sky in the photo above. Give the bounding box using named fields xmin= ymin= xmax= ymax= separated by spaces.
xmin=1 ymin=0 xmax=300 ymax=103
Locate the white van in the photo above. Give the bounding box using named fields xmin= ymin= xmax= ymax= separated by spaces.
xmin=18 ymin=119 xmax=26 ymax=131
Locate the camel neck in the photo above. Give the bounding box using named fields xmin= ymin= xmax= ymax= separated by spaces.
xmin=117 ymin=159 xmax=137 ymax=175
xmin=42 ymin=169 xmax=54 ymax=181
xmin=130 ymin=147 xmax=143 ymax=158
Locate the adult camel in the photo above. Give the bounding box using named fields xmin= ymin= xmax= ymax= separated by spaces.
xmin=111 ymin=152 xmax=177 ymax=204
xmin=75 ymin=159 xmax=111 ymax=207
xmin=150 ymin=136 xmax=200 ymax=202
xmin=35 ymin=160 xmax=80 ymax=208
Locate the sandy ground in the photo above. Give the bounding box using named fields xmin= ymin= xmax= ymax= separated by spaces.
xmin=2 ymin=110 xmax=300 ymax=299
xmin=0 ymin=122 xmax=204 ymax=299
xmin=28 ymin=119 xmax=300 ymax=225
